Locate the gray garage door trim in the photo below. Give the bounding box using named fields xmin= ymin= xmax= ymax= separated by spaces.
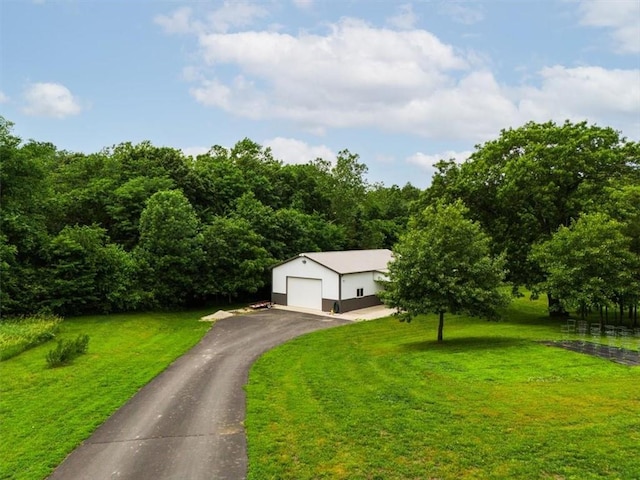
xmin=287 ymin=277 xmax=322 ymax=310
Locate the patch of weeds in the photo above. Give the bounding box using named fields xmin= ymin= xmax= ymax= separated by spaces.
xmin=46 ymin=334 xmax=90 ymax=368
xmin=0 ymin=314 xmax=63 ymax=360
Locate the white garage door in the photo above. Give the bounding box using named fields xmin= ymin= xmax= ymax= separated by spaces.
xmin=287 ymin=277 xmax=322 ymax=310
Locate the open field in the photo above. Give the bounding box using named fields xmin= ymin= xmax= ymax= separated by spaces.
xmin=0 ymin=311 xmax=211 ymax=480
xmin=246 ymin=296 xmax=640 ymax=479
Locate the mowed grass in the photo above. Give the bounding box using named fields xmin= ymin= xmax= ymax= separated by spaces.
xmin=246 ymin=297 xmax=640 ymax=480
xmin=0 ymin=311 xmax=211 ymax=480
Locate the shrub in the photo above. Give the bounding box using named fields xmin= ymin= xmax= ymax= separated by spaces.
xmin=46 ymin=334 xmax=90 ymax=368
xmin=0 ymin=315 xmax=63 ymax=361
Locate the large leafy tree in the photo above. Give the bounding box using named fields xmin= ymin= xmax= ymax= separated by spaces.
xmin=46 ymin=225 xmax=135 ymax=315
xmin=135 ymin=190 xmax=203 ymax=308
xmin=231 ymin=193 xmax=345 ymax=260
xmin=105 ymin=176 xmax=175 ymax=249
xmin=530 ymin=213 xmax=639 ymax=319
xmin=182 ymin=146 xmax=249 ymax=220
xmin=47 ymin=151 xmax=117 ymax=232
xmin=328 ymin=149 xmax=369 ymax=248
xmin=360 ymin=183 xmax=420 ymax=249
xmin=424 ymin=120 xmax=639 ymax=312
xmin=382 ymin=201 xmax=509 ymax=342
xmin=199 ymin=217 xmax=272 ymax=302
xmin=0 ymin=118 xmax=56 ymax=315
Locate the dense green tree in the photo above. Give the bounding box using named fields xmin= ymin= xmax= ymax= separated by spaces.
xmin=230 ymin=138 xmax=284 ymax=208
xmin=46 ymin=225 xmax=136 ymax=315
xmin=328 ymin=149 xmax=369 ymax=247
xmin=199 ymin=217 xmax=273 ymax=302
xmin=0 ymin=118 xmax=55 ymax=315
xmin=182 ymin=147 xmax=248 ymax=220
xmin=272 ymin=208 xmax=346 ymax=258
xmin=381 ymin=201 xmax=509 ymax=342
xmin=232 ymin=193 xmax=345 ymax=260
xmin=105 ymin=176 xmax=175 ymax=249
xmin=424 ymin=120 xmax=639 ymax=312
xmin=110 ymin=141 xmax=190 ymax=187
xmin=47 ymin=151 xmax=117 ymax=231
xmin=0 ymin=233 xmax=19 ymax=313
xmin=530 ymin=213 xmax=639 ymax=320
xmin=135 ymin=190 xmax=203 ymax=308
xmin=360 ymin=183 xmax=420 ymax=249
xmin=594 ymin=184 xmax=640 ymax=255
xmin=275 ymin=163 xmax=333 ymax=217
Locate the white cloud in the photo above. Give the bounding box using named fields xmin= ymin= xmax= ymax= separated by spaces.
xmin=407 ymin=149 xmax=473 ymax=172
xmin=0 ymin=91 xmax=8 ymax=103
xmin=439 ymin=2 xmax=484 ymax=25
xmin=292 ymin=0 xmax=313 ymax=9
xmin=518 ymin=66 xmax=640 ymax=129
xmin=164 ymin=12 xmax=639 ymax=144
xmin=156 ymin=2 xmax=267 ymax=35
xmin=264 ymin=137 xmax=336 ymax=164
xmin=22 ymin=82 xmax=82 ymax=118
xmin=206 ymin=2 xmax=268 ymax=33
xmin=181 ymin=146 xmax=210 ymax=158
xmin=406 ymin=149 xmax=473 ymax=183
xmin=578 ymin=0 xmax=640 ymax=54
xmin=154 ymin=7 xmax=194 ymax=34
xmin=191 ymin=18 xmax=483 ymax=138
xmin=387 ymin=4 xmax=418 ymax=30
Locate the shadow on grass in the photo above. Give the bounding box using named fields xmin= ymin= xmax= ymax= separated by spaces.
xmin=398 ymin=336 xmax=529 ymax=353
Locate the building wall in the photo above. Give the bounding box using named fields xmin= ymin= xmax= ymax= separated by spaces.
xmin=272 ymin=256 xmax=339 ymax=301
xmin=340 ymin=294 xmax=383 ymax=312
xmin=341 ymin=271 xmax=385 ymax=300
xmin=271 ymin=292 xmax=287 ymax=305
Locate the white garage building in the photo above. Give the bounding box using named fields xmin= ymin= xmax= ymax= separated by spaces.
xmin=271 ymin=249 xmax=392 ymax=313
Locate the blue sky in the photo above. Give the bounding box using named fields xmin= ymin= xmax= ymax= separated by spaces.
xmin=1 ymin=0 xmax=639 ymax=187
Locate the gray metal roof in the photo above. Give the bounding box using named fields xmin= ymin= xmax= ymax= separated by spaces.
xmin=301 ymin=249 xmax=393 ymax=274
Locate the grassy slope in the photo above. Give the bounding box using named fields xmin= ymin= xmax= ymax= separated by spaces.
xmin=0 ymin=311 xmax=211 ymax=480
xmin=246 ymin=297 xmax=640 ymax=480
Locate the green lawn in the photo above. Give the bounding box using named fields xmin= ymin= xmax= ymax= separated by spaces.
xmin=0 ymin=310 xmax=211 ymax=480
xmin=246 ymin=297 xmax=640 ymax=480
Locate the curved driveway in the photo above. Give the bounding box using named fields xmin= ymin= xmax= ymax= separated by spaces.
xmin=48 ymin=309 xmax=349 ymax=480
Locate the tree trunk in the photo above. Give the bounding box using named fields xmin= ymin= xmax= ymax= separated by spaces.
xmin=437 ymin=311 xmax=444 ymax=342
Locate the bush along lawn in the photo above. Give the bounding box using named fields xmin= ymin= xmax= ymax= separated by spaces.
xmin=0 ymin=310 xmax=211 ymax=480
xmin=0 ymin=315 xmax=63 ymax=361
xmin=245 ymin=295 xmax=640 ymax=480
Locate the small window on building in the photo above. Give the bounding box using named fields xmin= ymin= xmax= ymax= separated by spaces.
xmin=356 ymin=288 xmax=364 ymax=297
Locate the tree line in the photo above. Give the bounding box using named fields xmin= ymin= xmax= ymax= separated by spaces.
xmin=2 ymin=117 xmax=638 ymax=324
xmin=386 ymin=120 xmax=639 ymax=336
xmin=0 ymin=116 xmax=419 ymax=315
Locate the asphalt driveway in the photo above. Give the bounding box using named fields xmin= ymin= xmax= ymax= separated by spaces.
xmin=48 ymin=309 xmax=349 ymax=480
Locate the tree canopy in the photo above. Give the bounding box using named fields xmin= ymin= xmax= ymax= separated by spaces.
xmin=422 ymin=120 xmax=639 ymax=318
xmin=382 ymin=201 xmax=509 ymax=341
xmin=531 ymin=213 xmax=640 ymax=319
xmin=0 ymin=116 xmax=418 ymax=316
xmin=2 ymin=115 xmax=637 ymax=322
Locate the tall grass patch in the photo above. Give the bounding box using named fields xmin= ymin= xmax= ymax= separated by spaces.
xmin=246 ymin=296 xmax=640 ymax=480
xmin=0 ymin=315 xmax=63 ymax=361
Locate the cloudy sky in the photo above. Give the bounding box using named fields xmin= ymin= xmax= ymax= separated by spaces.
xmin=1 ymin=0 xmax=639 ymax=187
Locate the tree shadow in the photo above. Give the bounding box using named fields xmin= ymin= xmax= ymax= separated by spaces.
xmin=397 ymin=336 xmax=528 ymax=353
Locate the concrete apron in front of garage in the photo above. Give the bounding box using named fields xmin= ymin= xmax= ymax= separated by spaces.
xmin=271 ymin=304 xmax=396 ymax=321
